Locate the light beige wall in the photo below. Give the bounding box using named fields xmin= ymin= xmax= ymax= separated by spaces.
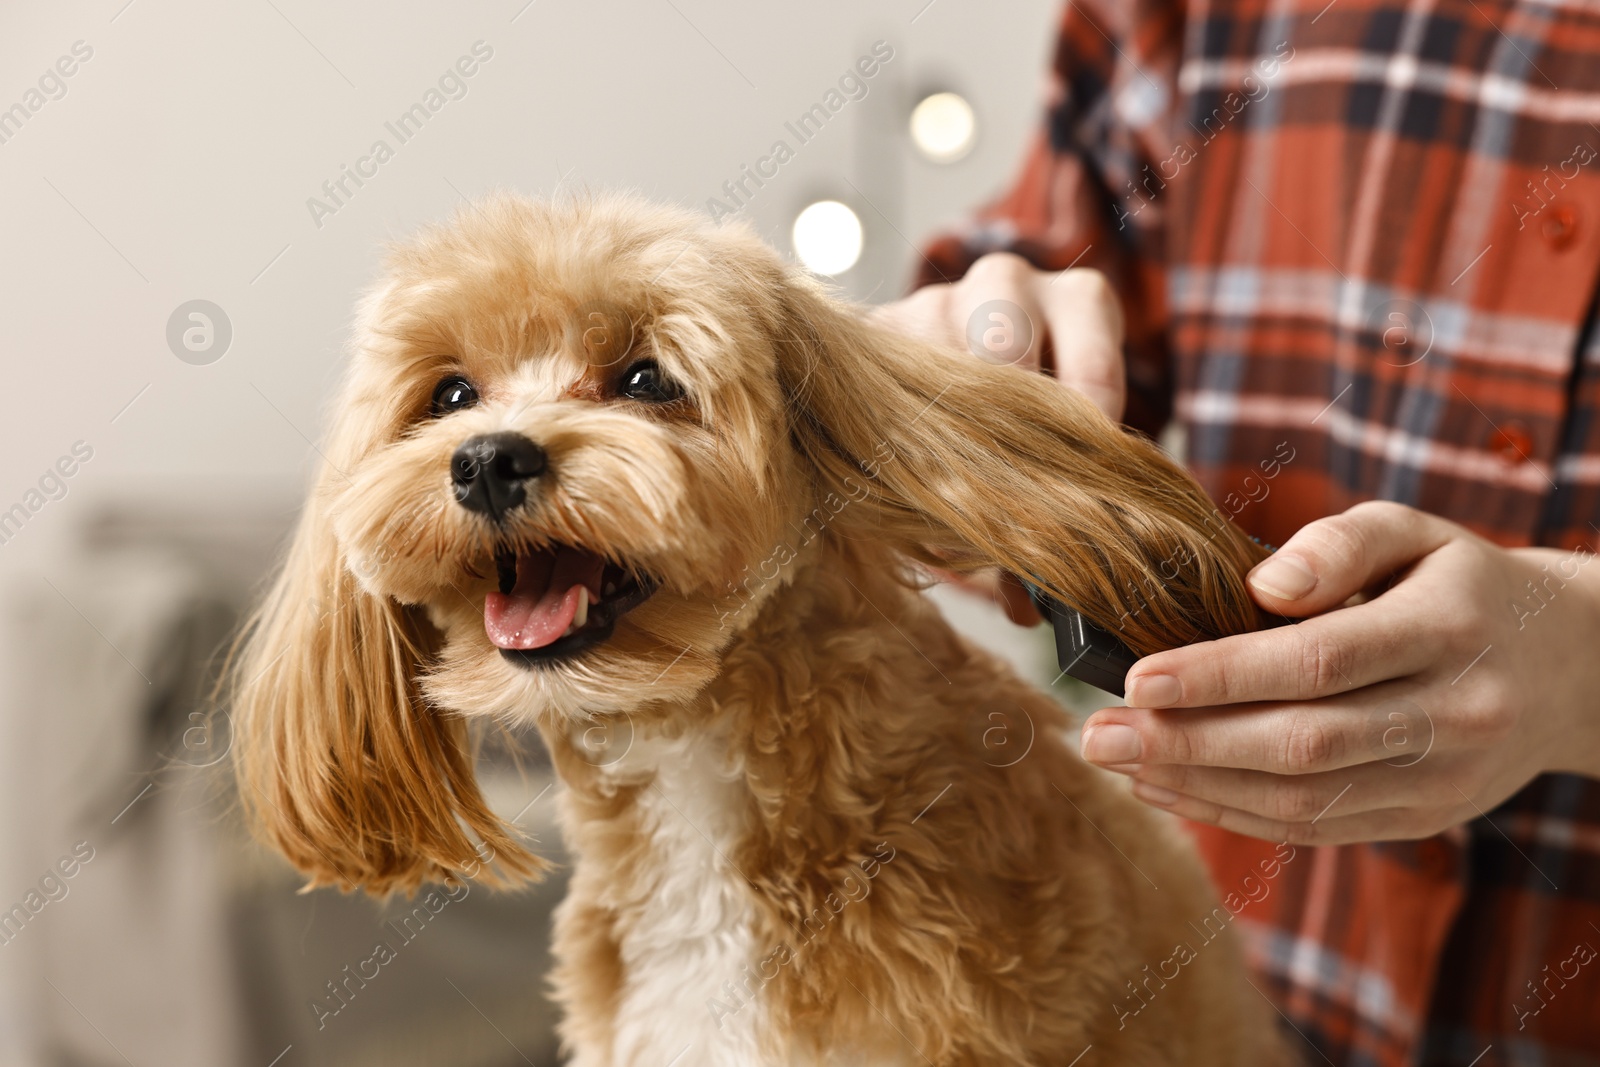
xmin=0 ymin=0 xmax=1057 ymax=572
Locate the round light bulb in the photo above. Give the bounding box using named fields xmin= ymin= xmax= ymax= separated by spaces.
xmin=792 ymin=200 xmax=864 ymax=275
xmin=910 ymin=92 xmax=976 ymax=163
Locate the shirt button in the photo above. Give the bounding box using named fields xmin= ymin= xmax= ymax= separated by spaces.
xmin=1542 ymin=204 xmax=1580 ymax=251
xmin=1489 ymin=422 xmax=1535 ymax=463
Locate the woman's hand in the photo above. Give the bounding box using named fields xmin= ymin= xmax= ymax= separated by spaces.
xmin=1081 ymin=501 xmax=1600 ymax=844
xmin=873 ymin=253 xmax=1128 ymax=623
xmin=871 ymin=252 xmax=1128 ymax=420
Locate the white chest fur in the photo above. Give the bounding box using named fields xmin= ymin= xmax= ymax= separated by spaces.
xmin=601 ymin=727 xmax=769 ymax=1066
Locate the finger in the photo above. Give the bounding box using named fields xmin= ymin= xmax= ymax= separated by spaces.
xmin=1129 ymin=786 xmax=1459 ymax=847
xmin=950 ymin=252 xmax=1048 ymax=373
xmin=1246 ymin=500 xmax=1457 ymax=615
xmin=1125 ymin=596 xmax=1439 ymax=708
xmin=1035 ymin=268 xmax=1126 ymax=419
xmin=998 ymin=570 xmax=1044 ymax=626
xmin=1122 ymin=755 xmax=1439 ymax=823
xmin=869 ymin=284 xmax=960 ymax=350
xmin=931 ymin=568 xmax=1044 ymax=627
xmin=1082 ymin=682 xmax=1427 ymax=774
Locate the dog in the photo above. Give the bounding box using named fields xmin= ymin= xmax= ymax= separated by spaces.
xmin=231 ymin=193 xmax=1294 ymax=1065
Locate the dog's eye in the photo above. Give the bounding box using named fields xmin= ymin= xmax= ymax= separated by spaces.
xmin=431 ymin=375 xmax=479 ymax=416
xmin=619 ymin=360 xmax=684 ymax=404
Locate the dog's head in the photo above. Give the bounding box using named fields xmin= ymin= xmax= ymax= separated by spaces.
xmin=232 ymin=193 xmax=1265 ymax=893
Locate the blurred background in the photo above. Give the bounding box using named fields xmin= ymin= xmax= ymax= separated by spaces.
xmin=0 ymin=1 xmax=1092 ymax=1063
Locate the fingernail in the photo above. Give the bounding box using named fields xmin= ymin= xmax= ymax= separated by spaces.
xmin=1126 ymin=673 xmax=1181 ymax=708
xmin=1082 ymin=724 xmax=1141 ymax=764
xmin=1249 ymin=554 xmax=1317 ymax=600
xmin=1132 ymin=781 xmax=1181 ymax=806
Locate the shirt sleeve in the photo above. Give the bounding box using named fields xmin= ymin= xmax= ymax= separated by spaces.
xmin=915 ymin=0 xmax=1187 ymax=439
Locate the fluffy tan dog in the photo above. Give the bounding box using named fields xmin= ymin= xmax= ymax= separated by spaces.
xmin=232 ymin=194 xmax=1295 ymax=1065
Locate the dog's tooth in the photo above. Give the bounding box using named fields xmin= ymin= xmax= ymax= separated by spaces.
xmin=574 ymin=586 xmax=589 ymax=628
xmin=603 ymin=581 xmax=616 ymax=597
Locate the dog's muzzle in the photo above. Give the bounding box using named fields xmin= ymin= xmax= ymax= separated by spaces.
xmin=451 ymin=432 xmax=547 ymax=521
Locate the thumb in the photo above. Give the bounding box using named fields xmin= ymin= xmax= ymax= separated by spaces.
xmin=1247 ymin=501 xmax=1455 ymax=616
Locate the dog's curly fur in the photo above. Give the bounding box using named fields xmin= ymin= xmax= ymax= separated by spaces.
xmin=231 ymin=193 xmax=1291 ymax=1064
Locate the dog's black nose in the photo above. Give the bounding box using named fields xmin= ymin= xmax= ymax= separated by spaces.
xmin=451 ymin=432 xmax=547 ymax=520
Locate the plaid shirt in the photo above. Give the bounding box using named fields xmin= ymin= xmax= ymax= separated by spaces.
xmin=917 ymin=0 xmax=1600 ymax=1063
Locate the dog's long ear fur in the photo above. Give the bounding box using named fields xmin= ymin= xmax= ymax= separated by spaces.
xmin=230 ymin=491 xmax=544 ymax=895
xmin=774 ymin=278 xmax=1270 ymax=656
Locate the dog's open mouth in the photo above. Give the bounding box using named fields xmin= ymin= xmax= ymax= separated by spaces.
xmin=484 ymin=543 xmax=656 ymax=665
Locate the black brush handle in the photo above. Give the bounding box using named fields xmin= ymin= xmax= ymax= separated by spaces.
xmin=1025 ymin=535 xmax=1282 ymax=697
xmin=1029 ymin=590 xmax=1140 ymax=698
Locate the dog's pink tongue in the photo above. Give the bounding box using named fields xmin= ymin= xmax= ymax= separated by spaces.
xmin=484 ymin=547 xmax=604 ymax=650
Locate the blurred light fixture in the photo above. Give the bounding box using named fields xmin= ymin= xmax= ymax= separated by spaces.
xmin=792 ymin=200 xmax=863 ymax=275
xmin=910 ymin=91 xmax=976 ymax=163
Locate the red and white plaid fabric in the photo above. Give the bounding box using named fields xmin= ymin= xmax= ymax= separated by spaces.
xmin=917 ymin=0 xmax=1600 ymax=1062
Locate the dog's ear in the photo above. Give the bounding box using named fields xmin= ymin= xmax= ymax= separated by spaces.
xmin=229 ymin=492 xmax=545 ymax=896
xmin=772 ymin=279 xmax=1269 ymax=656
